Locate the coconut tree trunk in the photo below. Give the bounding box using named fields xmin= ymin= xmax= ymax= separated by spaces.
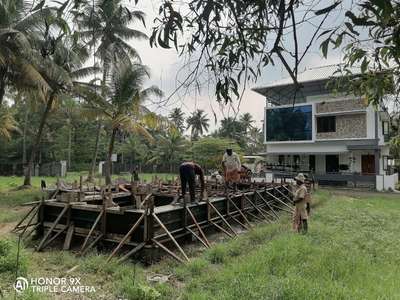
xmin=23 ymin=93 xmax=56 ymax=186
xmin=67 ymin=119 xmax=72 ymax=170
xmin=0 ymin=71 xmax=6 ymax=107
xmin=105 ymin=128 xmax=117 ymax=185
xmin=88 ymin=122 xmax=101 ymax=182
xmin=22 ymin=104 xmax=29 ymax=165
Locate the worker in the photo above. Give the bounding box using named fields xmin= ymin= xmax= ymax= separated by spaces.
xmin=292 ymin=173 xmax=309 ymax=233
xmin=178 ymin=161 xmax=205 ymax=203
xmin=222 ymin=148 xmax=241 ymax=192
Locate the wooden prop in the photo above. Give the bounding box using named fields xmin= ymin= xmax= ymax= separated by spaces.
xmin=153 ymin=213 xmax=190 ymax=262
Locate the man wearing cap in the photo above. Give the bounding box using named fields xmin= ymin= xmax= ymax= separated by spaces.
xmin=222 ymin=148 xmax=241 ymax=192
xmin=292 ymin=173 xmax=309 ymax=233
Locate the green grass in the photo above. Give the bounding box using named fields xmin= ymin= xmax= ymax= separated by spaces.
xmin=1 ymin=190 xmax=399 ymax=299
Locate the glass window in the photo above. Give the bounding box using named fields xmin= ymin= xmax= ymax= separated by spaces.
xmin=266 ymin=105 xmax=312 ymax=141
xmin=317 ymin=116 xmax=336 ymax=133
xmin=382 ymin=121 xmax=389 ymax=135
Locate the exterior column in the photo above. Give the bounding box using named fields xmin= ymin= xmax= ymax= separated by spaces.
xmin=374 ymin=149 xmax=380 ymax=175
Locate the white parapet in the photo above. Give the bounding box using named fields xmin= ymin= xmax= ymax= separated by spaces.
xmin=376 ymin=173 xmax=399 ymax=191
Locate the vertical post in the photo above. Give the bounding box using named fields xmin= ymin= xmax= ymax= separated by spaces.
xmin=147 ymin=196 xmax=154 ymax=242
xmin=36 ymin=196 xmax=45 ymax=237
xmin=101 ymin=188 xmax=107 ymax=236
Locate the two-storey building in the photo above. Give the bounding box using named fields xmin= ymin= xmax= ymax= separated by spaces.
xmin=253 ymin=65 xmax=397 ymax=190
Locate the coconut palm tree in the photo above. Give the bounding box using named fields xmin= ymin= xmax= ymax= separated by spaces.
xmin=81 ymin=58 xmax=163 ymax=185
xmin=186 ymin=109 xmax=210 ymax=140
xmin=0 ymin=0 xmax=50 ymax=106
xmin=77 ymin=0 xmax=147 ymax=181
xmin=0 ymin=107 xmax=18 ymax=140
xmin=169 ymin=107 xmax=185 ymax=132
xmin=148 ymin=127 xmax=188 ymax=172
xmin=23 ymin=32 xmax=95 ymax=186
xmin=240 ymin=113 xmax=254 ymax=134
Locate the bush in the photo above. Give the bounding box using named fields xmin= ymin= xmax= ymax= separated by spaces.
xmin=118 ymin=278 xmax=161 ymax=300
xmin=206 ymin=245 xmax=227 ymax=264
xmin=0 ymin=238 xmax=28 ymax=277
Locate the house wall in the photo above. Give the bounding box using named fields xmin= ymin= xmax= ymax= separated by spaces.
xmin=316 ymin=98 xmax=366 ymax=113
xmin=316 ymin=113 xmax=367 ymax=139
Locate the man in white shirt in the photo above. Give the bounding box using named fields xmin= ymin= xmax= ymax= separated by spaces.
xmin=222 ymin=148 xmax=241 ymax=192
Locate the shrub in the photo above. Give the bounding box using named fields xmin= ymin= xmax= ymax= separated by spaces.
xmin=118 ymin=278 xmax=161 ymax=300
xmin=206 ymin=245 xmax=227 ymax=264
xmin=0 ymin=238 xmax=28 ymax=277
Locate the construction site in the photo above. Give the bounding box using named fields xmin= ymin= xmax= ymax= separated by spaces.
xmin=12 ymin=177 xmax=295 ymax=264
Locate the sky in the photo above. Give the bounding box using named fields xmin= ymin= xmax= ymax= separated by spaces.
xmin=124 ymin=0 xmax=346 ymax=131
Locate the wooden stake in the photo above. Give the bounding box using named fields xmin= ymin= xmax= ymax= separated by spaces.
xmin=153 ymin=213 xmax=190 ymax=262
xmin=227 ymin=196 xmax=252 ymax=227
xmin=117 ymin=242 xmax=146 ymax=263
xmin=107 ymin=212 xmax=146 ymax=262
xmin=37 ymin=205 xmax=69 ymax=251
xmin=185 ymin=227 xmax=209 ymax=249
xmin=208 ymin=202 xmax=237 ymax=236
xmin=186 ymin=207 xmax=211 ymax=247
xmin=152 ymin=239 xmax=185 ymax=263
xmin=80 ymin=210 xmax=103 ymax=254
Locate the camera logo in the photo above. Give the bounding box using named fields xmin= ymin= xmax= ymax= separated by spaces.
xmin=14 ymin=277 xmax=29 ymax=293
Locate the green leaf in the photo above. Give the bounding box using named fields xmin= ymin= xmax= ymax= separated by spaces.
xmin=314 ymin=1 xmax=341 ymax=15
xmin=320 ymin=38 xmax=330 ymax=58
xmin=361 ymin=57 xmax=369 ymax=73
xmin=32 ymin=0 xmax=46 ymax=11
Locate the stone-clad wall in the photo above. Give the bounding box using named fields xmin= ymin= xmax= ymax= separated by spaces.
xmin=316 ymin=113 xmax=367 ymax=139
xmin=316 ymin=98 xmax=366 ymax=113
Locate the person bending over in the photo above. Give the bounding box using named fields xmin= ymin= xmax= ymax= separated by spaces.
xmin=179 ymin=161 xmax=205 ymax=203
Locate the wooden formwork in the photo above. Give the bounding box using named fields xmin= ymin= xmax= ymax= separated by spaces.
xmin=13 ymin=183 xmax=293 ymax=263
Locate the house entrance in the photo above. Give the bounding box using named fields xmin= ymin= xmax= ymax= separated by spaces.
xmin=361 ymin=155 xmax=375 ymax=174
xmin=325 ymin=155 xmax=339 ymax=173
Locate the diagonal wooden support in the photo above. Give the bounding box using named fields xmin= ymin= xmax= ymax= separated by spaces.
xmin=274 ymin=187 xmax=293 ymax=204
xmin=269 ymin=202 xmax=294 ymax=214
xmin=227 ymin=196 xmax=252 ymax=228
xmin=186 ymin=227 xmax=209 ymax=249
xmin=79 ymin=209 xmax=104 ymax=254
xmin=246 ymin=210 xmax=264 ymax=222
xmin=256 ymin=191 xmax=280 ymax=220
xmin=210 ymin=221 xmax=234 ymax=238
xmin=281 ymin=184 xmax=294 ymax=196
xmin=12 ymin=205 xmax=38 ymax=233
xmin=118 ymin=242 xmax=146 ymax=263
xmin=107 ymin=212 xmax=146 ymax=262
xmin=229 ymin=215 xmax=249 ymax=230
xmin=243 ymin=194 xmax=269 ymax=220
xmin=81 ymin=234 xmax=104 ymax=256
xmin=266 ymin=191 xmax=294 ymax=212
xmin=186 ymin=207 xmax=210 ymax=247
xmin=18 ymin=205 xmax=40 ymax=238
xmin=153 ymin=213 xmax=190 ymax=262
xmin=37 ymin=205 xmax=69 ymax=251
xmin=152 ymin=239 xmax=185 ymax=263
xmin=42 ymin=225 xmax=68 ymax=249
xmin=23 ymin=224 xmax=40 ymax=242
xmin=208 ymin=202 xmax=237 ymax=236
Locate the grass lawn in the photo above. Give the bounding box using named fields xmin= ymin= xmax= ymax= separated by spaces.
xmin=0 ymin=189 xmax=399 ymax=299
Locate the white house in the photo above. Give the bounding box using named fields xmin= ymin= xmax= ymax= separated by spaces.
xmin=253 ymin=65 xmax=398 ymax=190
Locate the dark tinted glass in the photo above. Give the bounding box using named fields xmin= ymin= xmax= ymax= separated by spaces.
xmin=317 ymin=116 xmax=336 ymax=133
xmin=266 ymin=105 xmax=312 ymax=141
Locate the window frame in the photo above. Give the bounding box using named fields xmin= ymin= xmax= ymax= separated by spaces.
xmin=317 ymin=116 xmax=336 ymax=133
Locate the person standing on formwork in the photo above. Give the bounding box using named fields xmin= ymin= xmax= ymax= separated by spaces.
xmin=177 ymin=161 xmax=205 ymax=204
xmin=222 ymin=148 xmax=241 ymax=192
